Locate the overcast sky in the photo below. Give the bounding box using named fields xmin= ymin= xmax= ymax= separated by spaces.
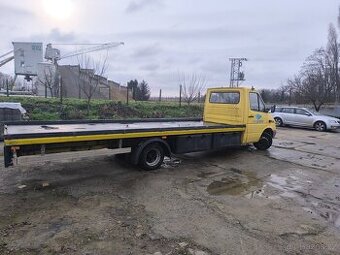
xmin=0 ymin=0 xmax=339 ymax=96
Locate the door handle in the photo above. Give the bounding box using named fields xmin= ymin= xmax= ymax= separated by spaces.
xmin=248 ymin=115 xmax=254 ymax=118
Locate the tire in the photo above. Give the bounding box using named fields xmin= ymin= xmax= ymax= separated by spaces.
xmin=254 ymin=133 xmax=273 ymax=150
xmin=314 ymin=121 xmax=326 ymax=132
xmin=274 ymin=117 xmax=283 ymax=127
xmin=138 ymin=143 xmax=165 ymax=171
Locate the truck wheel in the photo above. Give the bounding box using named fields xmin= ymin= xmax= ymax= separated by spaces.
xmin=314 ymin=121 xmax=326 ymax=132
xmin=254 ymin=133 xmax=273 ymax=150
xmin=274 ymin=117 xmax=283 ymax=127
xmin=139 ymin=143 xmax=165 ymax=170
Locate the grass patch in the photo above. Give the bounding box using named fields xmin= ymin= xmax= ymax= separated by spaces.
xmin=0 ymin=96 xmax=203 ymax=121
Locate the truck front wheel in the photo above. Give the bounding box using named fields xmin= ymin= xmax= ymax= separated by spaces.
xmin=254 ymin=133 xmax=273 ymax=150
xmin=138 ymin=143 xmax=165 ymax=170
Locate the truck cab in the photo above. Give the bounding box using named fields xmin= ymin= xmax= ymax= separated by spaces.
xmin=204 ymin=87 xmax=276 ymax=149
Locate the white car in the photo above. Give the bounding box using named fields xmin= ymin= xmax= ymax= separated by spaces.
xmin=272 ymin=107 xmax=340 ymax=131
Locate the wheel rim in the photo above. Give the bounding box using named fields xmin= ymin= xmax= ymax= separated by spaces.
xmin=146 ymin=149 xmax=161 ymax=167
xmin=315 ymin=122 xmax=325 ymax=131
xmin=275 ymin=118 xmax=282 ymax=126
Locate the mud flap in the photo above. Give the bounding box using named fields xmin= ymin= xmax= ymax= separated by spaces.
xmin=4 ymin=146 xmax=13 ymax=167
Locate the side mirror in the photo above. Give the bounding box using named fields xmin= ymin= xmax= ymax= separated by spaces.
xmin=268 ymin=105 xmax=276 ymax=113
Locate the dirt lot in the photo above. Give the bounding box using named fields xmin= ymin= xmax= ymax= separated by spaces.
xmin=0 ymin=127 xmax=340 ymax=255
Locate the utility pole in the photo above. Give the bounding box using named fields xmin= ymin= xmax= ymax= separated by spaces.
xmin=229 ymin=57 xmax=247 ymax=87
xmin=6 ymin=79 xmax=9 ymax=97
xmin=179 ymin=84 xmax=182 ymax=107
xmin=59 ymin=75 xmax=63 ymax=104
xmin=126 ymin=87 xmax=129 ymax=105
xmin=159 ymin=89 xmax=162 ymax=102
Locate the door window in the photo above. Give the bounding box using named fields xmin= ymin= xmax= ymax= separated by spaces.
xmin=282 ymin=108 xmax=295 ymax=114
xmin=295 ymin=109 xmax=310 ymax=116
xmin=249 ymin=92 xmax=266 ymax=112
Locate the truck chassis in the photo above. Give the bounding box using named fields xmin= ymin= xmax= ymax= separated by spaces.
xmin=3 ymin=118 xmax=246 ymax=170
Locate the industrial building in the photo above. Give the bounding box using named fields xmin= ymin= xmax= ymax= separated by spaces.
xmin=35 ymin=64 xmax=131 ymax=101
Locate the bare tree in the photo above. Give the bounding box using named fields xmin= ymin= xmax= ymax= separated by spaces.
xmin=338 ymin=6 xmax=340 ymax=30
xmin=287 ymin=49 xmax=333 ymax=111
xmin=178 ymin=73 xmax=206 ymax=105
xmin=77 ymin=52 xmax=109 ymax=116
xmin=0 ymin=72 xmax=17 ymax=91
xmin=37 ymin=65 xmax=58 ymax=97
xmin=326 ymin=23 xmax=340 ymax=103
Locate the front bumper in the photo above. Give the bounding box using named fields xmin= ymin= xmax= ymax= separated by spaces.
xmin=329 ymin=122 xmax=340 ymax=129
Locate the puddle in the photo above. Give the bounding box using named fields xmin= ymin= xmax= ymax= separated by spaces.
xmin=335 ymin=216 xmax=340 ymax=228
xmin=17 ymin=179 xmax=53 ymax=191
xmin=266 ymin=174 xmax=306 ymax=198
xmin=207 ymin=172 xmax=262 ymax=196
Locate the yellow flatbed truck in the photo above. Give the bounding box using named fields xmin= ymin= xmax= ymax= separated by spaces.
xmin=3 ymin=87 xmax=276 ymax=170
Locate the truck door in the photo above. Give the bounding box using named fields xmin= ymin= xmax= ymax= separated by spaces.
xmin=247 ymin=92 xmax=268 ymax=143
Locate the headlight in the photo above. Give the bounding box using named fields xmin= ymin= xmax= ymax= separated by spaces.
xmin=330 ymin=120 xmax=338 ymax=124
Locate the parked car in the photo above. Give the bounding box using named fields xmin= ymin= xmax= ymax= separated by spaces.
xmin=272 ymin=107 xmax=340 ymax=131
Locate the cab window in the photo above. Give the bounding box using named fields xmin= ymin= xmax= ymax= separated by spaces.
xmin=210 ymin=92 xmax=240 ymax=104
xmin=249 ymin=92 xmax=266 ymax=112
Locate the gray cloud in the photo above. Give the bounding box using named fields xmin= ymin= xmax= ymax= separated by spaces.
xmin=0 ymin=3 xmax=33 ymax=17
xmin=28 ymin=28 xmax=76 ymax=43
xmin=131 ymin=44 xmax=162 ymax=58
xmin=116 ymin=26 xmax=248 ymax=41
xmin=1 ymin=0 xmax=339 ymax=96
xmin=140 ymin=63 xmax=160 ymax=71
xmin=48 ymin=28 xmax=76 ymax=43
xmin=125 ymin=0 xmax=163 ymax=13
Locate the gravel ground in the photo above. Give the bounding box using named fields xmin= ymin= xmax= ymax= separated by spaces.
xmin=0 ymin=127 xmax=340 ymax=255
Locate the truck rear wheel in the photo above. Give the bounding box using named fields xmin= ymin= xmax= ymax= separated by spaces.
xmin=254 ymin=133 xmax=272 ymax=150
xmin=138 ymin=143 xmax=165 ymax=170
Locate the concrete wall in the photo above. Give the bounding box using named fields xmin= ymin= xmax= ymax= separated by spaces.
xmin=36 ymin=64 xmax=131 ymax=101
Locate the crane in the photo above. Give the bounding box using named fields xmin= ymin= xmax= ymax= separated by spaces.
xmin=45 ymin=42 xmax=124 ymax=64
xmin=0 ymin=50 xmax=16 ymax=68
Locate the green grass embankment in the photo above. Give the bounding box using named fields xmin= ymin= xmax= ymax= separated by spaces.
xmin=0 ymin=96 xmax=203 ymax=120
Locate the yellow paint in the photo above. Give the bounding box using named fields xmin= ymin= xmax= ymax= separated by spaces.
xmin=4 ymin=127 xmax=245 ymax=146
xmin=203 ymin=87 xmax=276 ymax=144
xmin=5 ymin=87 xmax=276 ymax=148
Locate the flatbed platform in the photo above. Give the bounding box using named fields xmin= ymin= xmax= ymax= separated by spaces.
xmin=4 ymin=118 xmax=246 ymax=146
